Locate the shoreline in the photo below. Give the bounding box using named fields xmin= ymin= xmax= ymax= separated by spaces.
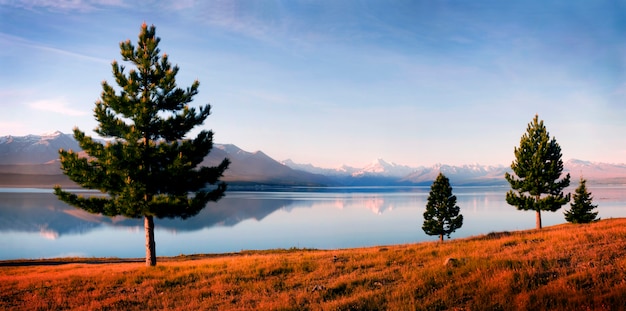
xmin=3 ymin=217 xmax=625 ymax=266
xmin=2 ymin=219 xmax=626 ymax=310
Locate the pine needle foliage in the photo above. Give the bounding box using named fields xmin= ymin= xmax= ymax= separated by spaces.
xmin=505 ymin=115 xmax=570 ymax=229
xmin=422 ymin=173 xmax=463 ymax=242
xmin=564 ymin=178 xmax=599 ymax=224
xmin=53 ymin=23 xmax=230 ymax=266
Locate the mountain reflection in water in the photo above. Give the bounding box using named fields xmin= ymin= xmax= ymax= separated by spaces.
xmin=0 ymin=192 xmax=294 ymax=237
xmin=1 ymin=186 xmax=625 ymax=260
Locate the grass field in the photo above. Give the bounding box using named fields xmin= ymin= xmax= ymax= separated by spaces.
xmin=2 ymin=218 xmax=626 ymax=310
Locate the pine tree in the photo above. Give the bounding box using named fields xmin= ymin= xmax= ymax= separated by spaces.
xmin=564 ymin=178 xmax=599 ymax=223
xmin=53 ymin=23 xmax=230 ymax=266
xmin=505 ymin=114 xmax=570 ymax=229
xmin=422 ymin=173 xmax=463 ymax=242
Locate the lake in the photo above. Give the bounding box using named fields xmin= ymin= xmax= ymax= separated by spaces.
xmin=1 ymin=186 xmax=625 ymax=260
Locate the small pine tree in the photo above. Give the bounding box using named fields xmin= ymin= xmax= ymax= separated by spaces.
xmin=564 ymin=178 xmax=599 ymax=223
xmin=54 ymin=23 xmax=230 ymax=266
xmin=422 ymin=173 xmax=463 ymax=242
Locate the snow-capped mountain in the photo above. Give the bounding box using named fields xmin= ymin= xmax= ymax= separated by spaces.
xmin=281 ymin=158 xmax=415 ymax=178
xmin=282 ymin=159 xmax=626 ymax=186
xmin=352 ymin=158 xmax=415 ymax=177
xmin=1 ymin=132 xmax=625 ymax=187
xmin=282 ymin=159 xmax=510 ymax=186
xmin=400 ymin=163 xmax=511 ymax=185
xmin=0 ymin=131 xmax=80 ymax=165
xmin=281 ymin=159 xmax=359 ymax=176
xmin=564 ymin=159 xmax=626 ymax=183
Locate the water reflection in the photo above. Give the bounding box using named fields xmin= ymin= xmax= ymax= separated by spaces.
xmin=0 ymin=186 xmax=624 ymax=260
xmin=0 ymin=192 xmax=294 ymax=238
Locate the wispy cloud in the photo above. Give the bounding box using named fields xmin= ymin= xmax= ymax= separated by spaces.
xmin=196 ymin=1 xmax=280 ymax=41
xmin=0 ymin=32 xmax=110 ymax=64
xmin=166 ymin=0 xmax=195 ymax=11
xmin=29 ymin=98 xmax=88 ymax=116
xmin=171 ymin=1 xmax=314 ymax=46
xmin=0 ymin=0 xmax=126 ymax=12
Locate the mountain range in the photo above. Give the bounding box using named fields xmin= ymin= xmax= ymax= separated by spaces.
xmin=1 ymin=131 xmax=625 ymax=188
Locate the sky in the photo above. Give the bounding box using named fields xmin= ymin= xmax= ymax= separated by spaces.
xmin=1 ymin=1 xmax=625 ymax=168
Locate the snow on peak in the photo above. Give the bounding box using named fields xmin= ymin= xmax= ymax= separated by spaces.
xmin=353 ymin=158 xmax=414 ymax=177
xmin=361 ymin=158 xmax=390 ymax=173
xmin=567 ymin=159 xmax=593 ymax=166
xmin=216 ymin=144 xmax=247 ymax=156
xmin=40 ymin=130 xmax=64 ymax=140
xmin=0 ymin=135 xmax=12 ymax=144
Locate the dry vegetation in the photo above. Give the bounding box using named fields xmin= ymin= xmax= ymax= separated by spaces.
xmin=2 ymin=218 xmax=626 ymax=310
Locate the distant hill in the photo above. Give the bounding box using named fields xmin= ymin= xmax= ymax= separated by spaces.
xmin=0 ymin=132 xmax=331 ymax=188
xmin=201 ymin=144 xmax=333 ymax=187
xmin=1 ymin=132 xmax=625 ymax=188
xmin=563 ymin=159 xmax=626 ymax=185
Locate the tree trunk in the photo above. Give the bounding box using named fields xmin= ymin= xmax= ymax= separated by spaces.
xmin=439 ymin=234 xmax=444 ymax=242
xmin=536 ymin=210 xmax=542 ymax=229
xmin=145 ymin=215 xmax=156 ymax=266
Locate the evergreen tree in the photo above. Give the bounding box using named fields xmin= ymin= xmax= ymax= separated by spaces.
xmin=564 ymin=178 xmax=599 ymax=223
xmin=422 ymin=173 xmax=463 ymax=242
xmin=505 ymin=115 xmax=570 ymax=229
xmin=54 ymin=23 xmax=230 ymax=266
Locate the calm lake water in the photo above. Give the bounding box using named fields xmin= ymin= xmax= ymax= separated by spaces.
xmin=1 ymin=186 xmax=625 ymax=260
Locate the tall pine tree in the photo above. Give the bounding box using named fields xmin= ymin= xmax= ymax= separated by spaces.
xmin=54 ymin=23 xmax=230 ymax=266
xmin=505 ymin=114 xmax=570 ymax=229
xmin=564 ymin=177 xmax=599 ymax=223
xmin=422 ymin=173 xmax=463 ymax=242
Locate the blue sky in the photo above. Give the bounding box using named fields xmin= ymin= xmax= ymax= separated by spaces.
xmin=1 ymin=1 xmax=625 ymax=167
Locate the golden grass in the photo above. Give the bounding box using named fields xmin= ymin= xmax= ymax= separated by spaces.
xmin=2 ymin=218 xmax=626 ymax=310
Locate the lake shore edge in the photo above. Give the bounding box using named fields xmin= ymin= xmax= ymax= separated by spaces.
xmin=2 ymin=217 xmax=625 ymax=266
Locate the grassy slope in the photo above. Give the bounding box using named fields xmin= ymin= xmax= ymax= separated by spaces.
xmin=2 ymin=218 xmax=626 ymax=310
